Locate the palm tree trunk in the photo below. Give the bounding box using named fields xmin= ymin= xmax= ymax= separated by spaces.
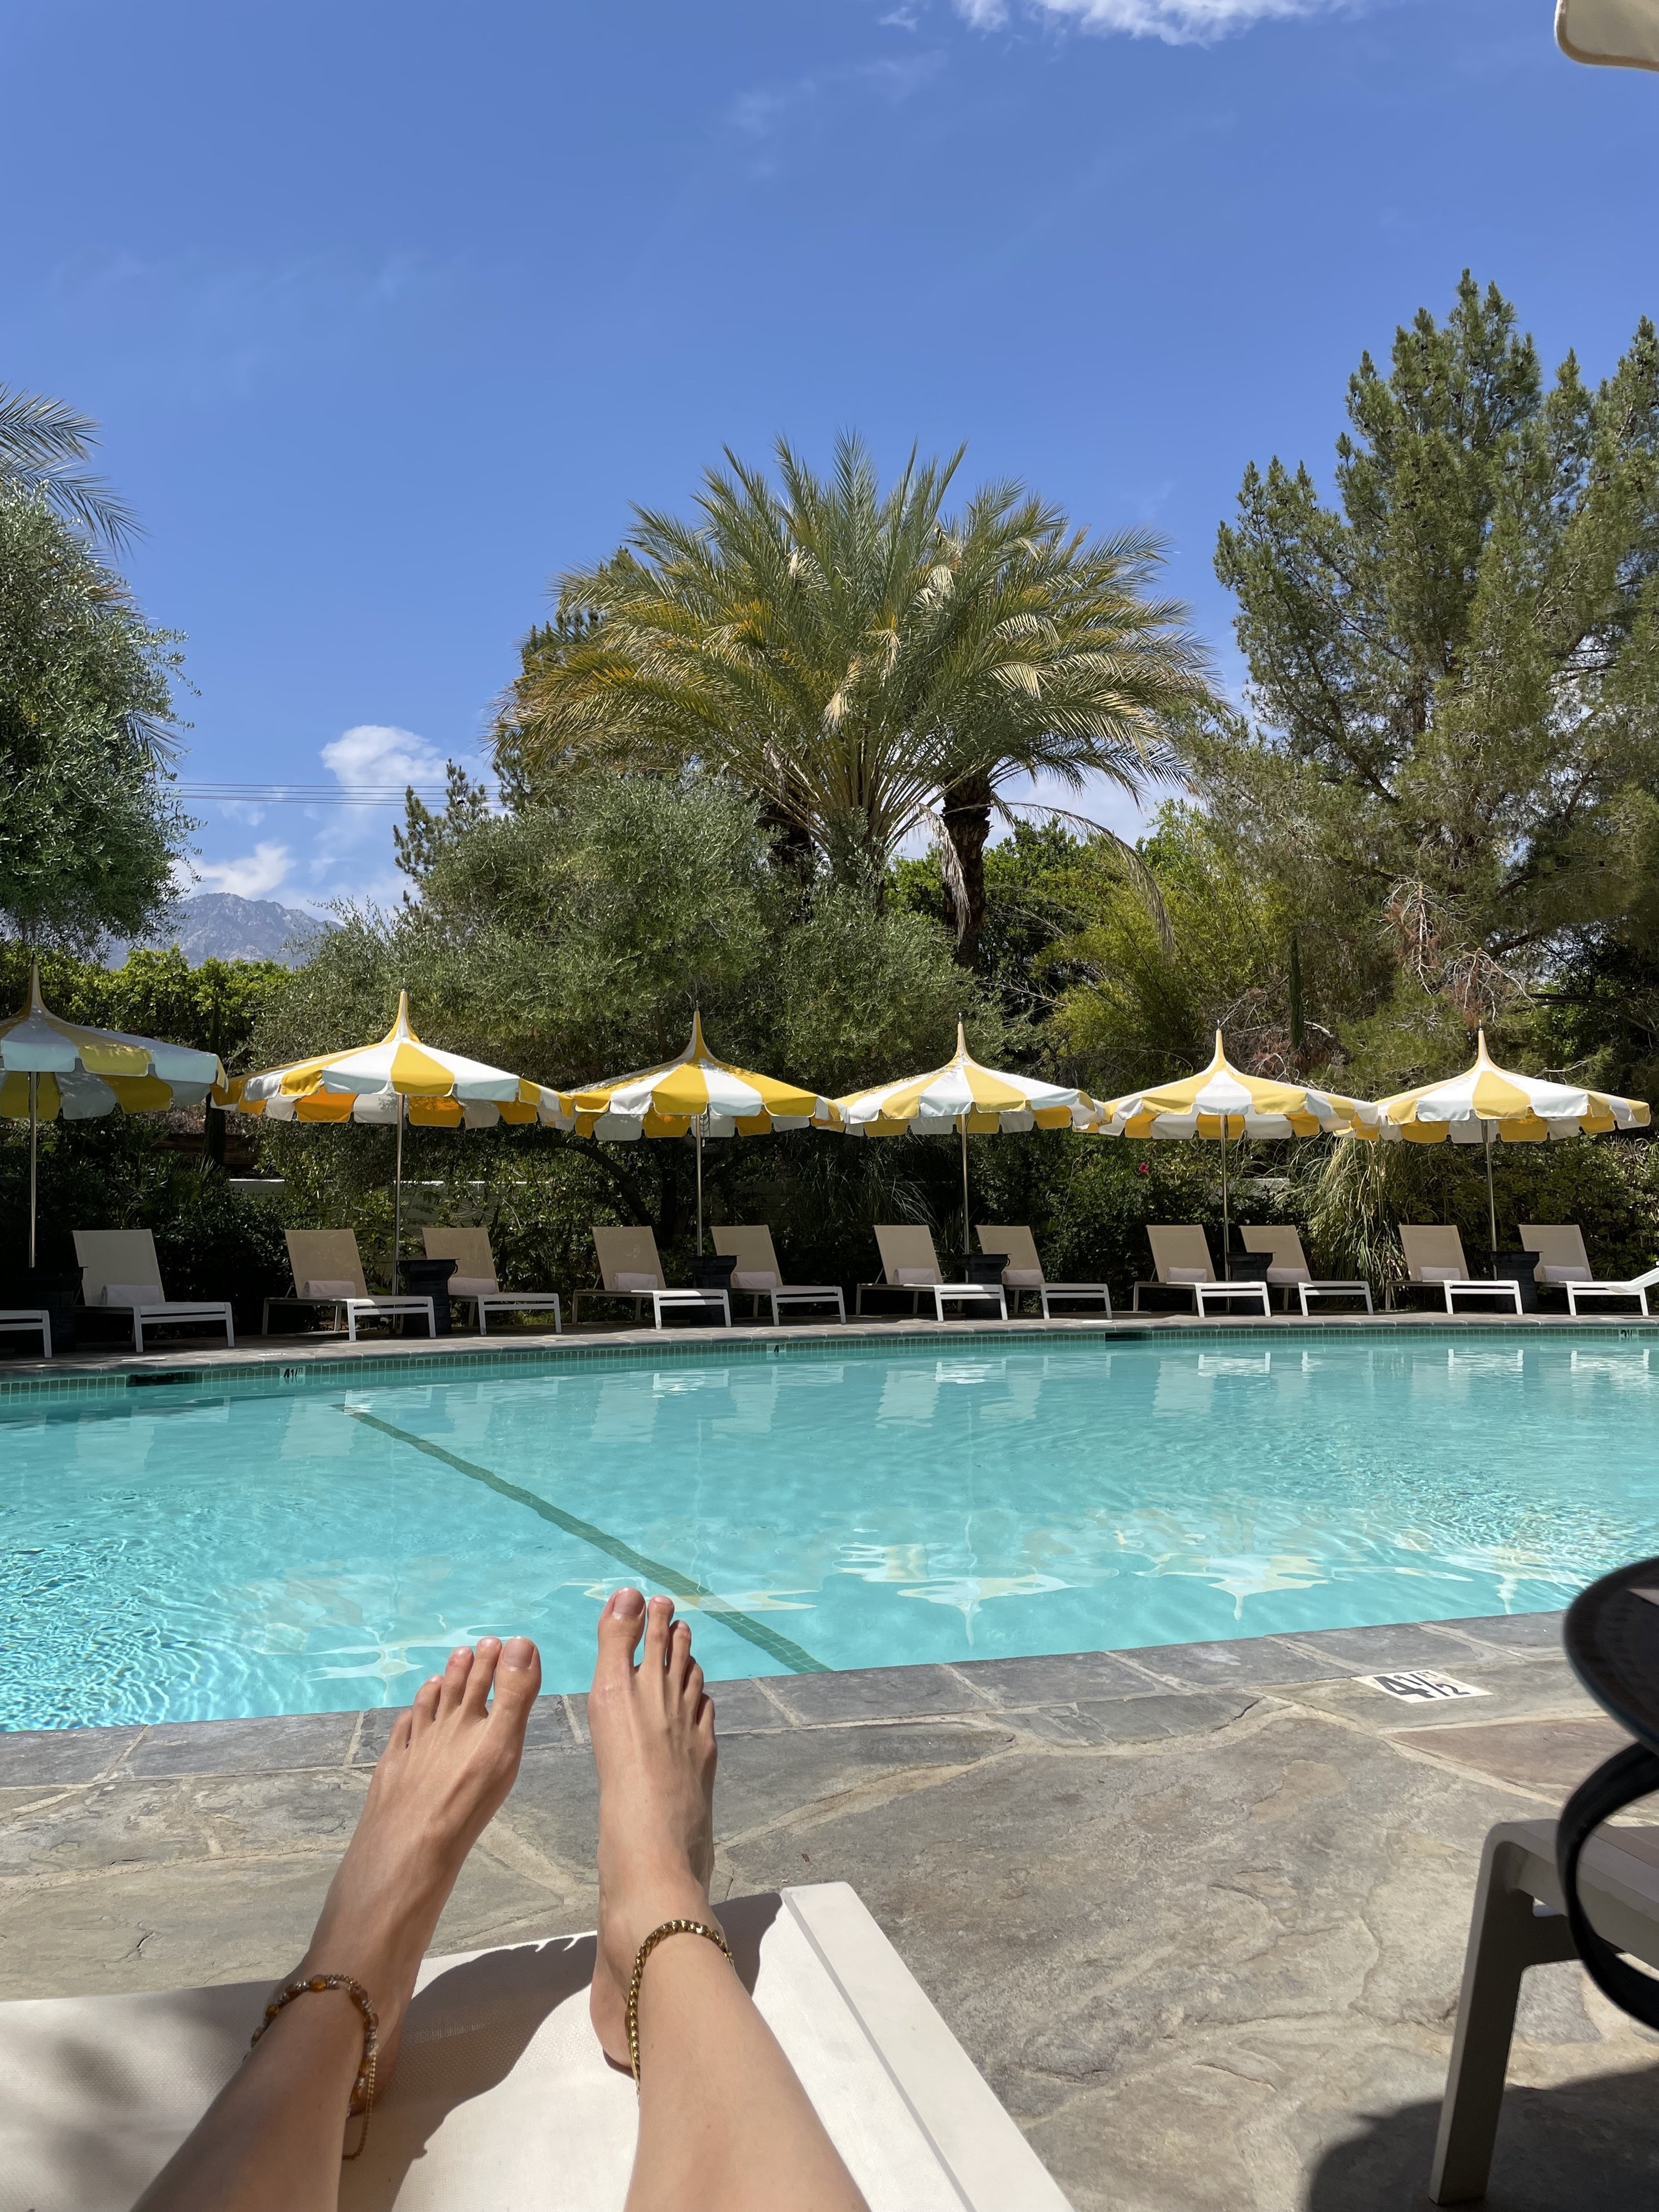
xmin=760 ymin=803 xmax=815 ymax=880
xmin=941 ymin=772 xmax=994 ymax=966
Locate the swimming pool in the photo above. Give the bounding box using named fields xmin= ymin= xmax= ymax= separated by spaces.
xmin=4 ymin=1333 xmax=1655 ymax=1730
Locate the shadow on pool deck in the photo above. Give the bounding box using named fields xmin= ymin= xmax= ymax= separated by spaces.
xmin=1306 ymin=2068 xmax=1659 ymax=2210
xmin=3 ymin=1615 xmax=1656 ymax=2212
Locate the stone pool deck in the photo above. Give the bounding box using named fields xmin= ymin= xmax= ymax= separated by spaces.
xmin=5 ymin=1616 xmax=1657 ymax=2209
xmin=3 ymin=1302 xmax=1655 ymax=1400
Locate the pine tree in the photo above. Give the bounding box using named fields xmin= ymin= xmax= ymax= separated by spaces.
xmin=1197 ymin=274 xmax=1659 ymax=1086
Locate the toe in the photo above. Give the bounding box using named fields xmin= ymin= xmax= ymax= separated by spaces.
xmin=491 ymin=1636 xmax=541 ymax=1724
xmin=684 ymin=1657 xmax=705 ymax=1709
xmin=666 ymin=1618 xmax=693 ymax=1691
xmin=643 ymin=1594 xmax=676 ymax=1673
xmin=410 ymin=1674 xmax=444 ymax=1735
xmin=438 ymin=1646 xmax=474 ymax=1712
xmin=462 ymin=1637 xmax=502 ymax=1715
xmin=593 ymin=1588 xmax=646 ymax=1692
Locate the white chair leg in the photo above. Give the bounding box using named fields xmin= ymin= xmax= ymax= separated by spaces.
xmin=133 ymin=1313 xmax=144 ymax=1356
xmin=224 ymin=1312 xmax=234 ymax=1348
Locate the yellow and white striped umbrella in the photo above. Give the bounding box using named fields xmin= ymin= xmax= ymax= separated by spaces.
xmin=1556 ymin=0 xmax=1659 ymax=74
xmin=836 ymin=1024 xmax=1095 ymax=1266
xmin=2 ymin=961 xmax=228 ymax=1266
xmin=227 ymin=992 xmax=567 ymax=1129
xmin=1 ymin=963 xmax=225 ymax=1122
xmin=1092 ymin=1031 xmax=1370 ymax=1141
xmin=560 ymin=1013 xmax=836 ymax=1139
xmin=1353 ymin=1030 xmax=1650 ymax=1145
xmin=836 ymin=1023 xmax=1095 ymax=1136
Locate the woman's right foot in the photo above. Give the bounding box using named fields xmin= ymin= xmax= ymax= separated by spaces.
xmin=587 ymin=1589 xmax=719 ymax=2067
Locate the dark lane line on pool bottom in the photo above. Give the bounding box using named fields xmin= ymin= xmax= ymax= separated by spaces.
xmin=339 ymin=1405 xmax=830 ymax=1676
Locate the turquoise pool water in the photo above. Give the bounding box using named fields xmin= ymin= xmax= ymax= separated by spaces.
xmin=3 ymin=1334 xmax=1656 ymax=1729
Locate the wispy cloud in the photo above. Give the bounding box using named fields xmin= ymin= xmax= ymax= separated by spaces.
xmin=954 ymin=0 xmax=1354 ymax=43
xmin=176 ymin=841 xmax=294 ymax=900
xmin=49 ymin=248 xmax=454 ymax=403
xmin=303 ymin=723 xmax=449 ymax=904
xmin=727 ymin=51 xmax=946 ymax=140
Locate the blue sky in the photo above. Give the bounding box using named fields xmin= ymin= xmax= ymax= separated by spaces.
xmin=4 ymin=0 xmax=1656 ymax=915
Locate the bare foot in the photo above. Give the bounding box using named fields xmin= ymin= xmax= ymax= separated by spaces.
xmin=587 ymin=1590 xmax=718 ymax=2067
xmin=293 ymin=1634 xmax=541 ymax=2090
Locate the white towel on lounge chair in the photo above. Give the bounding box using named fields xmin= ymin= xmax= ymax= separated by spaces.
xmin=0 ymin=1886 xmax=1068 ymax=2212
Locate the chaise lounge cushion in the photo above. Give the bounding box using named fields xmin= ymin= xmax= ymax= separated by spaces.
xmin=1419 ymin=1265 xmax=1463 ymax=1282
xmin=446 ymin=1276 xmax=498 ymax=1296
xmin=733 ymin=1270 xmax=779 ymax=1290
xmin=101 ymin=1283 xmax=164 ymax=1307
xmin=614 ymin=1271 xmax=658 ymax=1294
xmin=1265 ymin=1264 xmax=1311 ymax=1284
xmin=1002 ymin=1268 xmax=1043 ymax=1286
xmin=1539 ymin=1262 xmax=1593 ymax=1283
xmin=1166 ymin=1266 xmax=1209 ymax=1284
xmin=895 ymin=1267 xmax=938 ymax=1285
xmin=0 ymin=1884 xmax=1070 ymax=2212
xmin=304 ymin=1279 xmax=358 ymax=1300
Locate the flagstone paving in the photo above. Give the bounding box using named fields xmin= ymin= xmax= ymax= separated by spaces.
xmin=3 ymin=1615 xmax=1657 ymax=2210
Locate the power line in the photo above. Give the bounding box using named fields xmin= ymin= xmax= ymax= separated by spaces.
xmin=176 ymin=782 xmax=463 ymax=808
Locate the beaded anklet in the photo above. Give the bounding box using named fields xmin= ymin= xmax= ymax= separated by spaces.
xmin=625 ymin=1919 xmax=734 ymax=2086
xmin=249 ymin=1973 xmax=379 ymax=2159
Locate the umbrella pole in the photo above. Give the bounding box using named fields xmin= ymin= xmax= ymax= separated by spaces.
xmin=961 ymin=1118 xmax=971 ymax=1272
xmin=696 ymin=1116 xmax=704 ymax=1255
xmin=1484 ymin=1120 xmax=1498 ymax=1255
xmin=28 ymin=1071 xmax=38 ymax=1271
xmin=394 ymin=1093 xmax=404 ymax=1287
xmin=1222 ymin=1119 xmax=1232 ymax=1278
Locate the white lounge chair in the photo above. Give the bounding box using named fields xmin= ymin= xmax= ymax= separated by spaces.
xmin=572 ymin=1227 xmax=731 ymax=1329
xmin=263 ymin=1229 xmax=435 ymax=1342
xmin=1131 ymin=1226 xmax=1270 ymax=1317
xmin=855 ymin=1226 xmax=1007 ymax=1321
xmin=1430 ymin=1818 xmax=1659 ymax=2204
xmin=72 ymin=1230 xmax=234 ymax=1355
xmin=1399 ymin=1225 xmax=1521 ymax=1315
xmin=0 ymin=1882 xmax=1068 ymax=2212
xmin=711 ymin=1225 xmax=845 ymax=1323
xmin=975 ymin=1224 xmax=1111 ymax=1319
xmin=0 ymin=1309 xmax=52 ymax=1357
xmin=1239 ymin=1225 xmax=1373 ymax=1314
xmin=1520 ymin=1223 xmax=1659 ymax=1316
xmin=421 ymin=1227 xmax=562 ymax=1334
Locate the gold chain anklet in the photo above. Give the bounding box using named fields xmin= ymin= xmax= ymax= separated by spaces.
xmin=249 ymin=1973 xmax=379 ymax=2159
xmin=626 ymin=1919 xmax=734 ymax=2086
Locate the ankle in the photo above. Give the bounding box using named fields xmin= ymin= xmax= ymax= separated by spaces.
xmin=607 ymin=1875 xmax=714 ymax=1964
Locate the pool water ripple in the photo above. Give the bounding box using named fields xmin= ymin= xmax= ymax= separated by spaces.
xmin=2 ymin=1335 xmax=1654 ymax=1728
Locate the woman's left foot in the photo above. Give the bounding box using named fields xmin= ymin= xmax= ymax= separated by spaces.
xmin=293 ymin=1634 xmax=541 ymax=2088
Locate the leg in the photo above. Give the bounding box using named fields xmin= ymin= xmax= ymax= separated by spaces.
xmin=1429 ymin=1838 xmax=1577 ymax=2203
xmin=587 ymin=1590 xmax=869 ymax=2212
xmin=134 ymin=1635 xmax=541 ymax=2212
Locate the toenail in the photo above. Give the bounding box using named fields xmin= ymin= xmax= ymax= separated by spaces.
xmin=503 ymin=1637 xmax=534 ymax=1666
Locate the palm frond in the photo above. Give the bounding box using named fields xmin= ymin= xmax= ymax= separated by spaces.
xmin=0 ymin=385 xmax=141 ymax=550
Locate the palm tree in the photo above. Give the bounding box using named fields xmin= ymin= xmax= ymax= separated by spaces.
xmin=0 ymin=384 xmax=139 ymax=549
xmin=499 ymin=435 xmax=1209 ymax=959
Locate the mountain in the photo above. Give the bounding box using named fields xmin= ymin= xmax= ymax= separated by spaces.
xmin=110 ymin=894 xmax=338 ymax=968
